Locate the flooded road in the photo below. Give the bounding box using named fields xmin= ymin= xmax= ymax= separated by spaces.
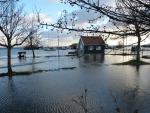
xmin=0 ymin=49 xmax=150 ymax=113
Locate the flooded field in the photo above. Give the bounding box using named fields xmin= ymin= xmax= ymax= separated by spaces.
xmin=0 ymin=48 xmax=150 ymax=113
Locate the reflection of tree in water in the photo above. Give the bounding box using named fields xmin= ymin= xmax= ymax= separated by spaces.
xmin=8 ymin=77 xmax=16 ymax=93
xmin=74 ymin=88 xmax=143 ymax=113
xmin=110 ymin=66 xmax=145 ymax=113
xmin=72 ymin=65 xmax=147 ymax=113
xmin=18 ymin=57 xmax=27 ymax=64
xmin=72 ymin=89 xmax=105 ymax=113
xmin=110 ymin=88 xmax=139 ymax=113
xmin=7 ymin=77 xmax=17 ymax=109
xmin=31 ymin=58 xmax=36 ymax=72
xmin=122 ymin=86 xmax=141 ymax=113
xmin=18 ymin=57 xmax=37 ymax=72
xmin=126 ymin=66 xmax=150 ymax=113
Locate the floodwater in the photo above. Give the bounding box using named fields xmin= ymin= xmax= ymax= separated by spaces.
xmin=0 ymin=48 xmax=150 ymax=113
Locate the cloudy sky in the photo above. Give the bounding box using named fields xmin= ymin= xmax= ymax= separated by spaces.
xmin=20 ymin=0 xmax=80 ymax=46
xmin=20 ymin=0 xmax=117 ymax=46
xmin=20 ymin=0 xmax=149 ymax=46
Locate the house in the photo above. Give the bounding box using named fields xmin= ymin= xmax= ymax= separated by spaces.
xmin=77 ymin=36 xmax=105 ymax=55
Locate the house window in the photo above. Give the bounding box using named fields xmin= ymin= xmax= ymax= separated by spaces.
xmin=88 ymin=46 xmax=94 ymax=51
xmin=96 ymin=46 xmax=101 ymax=50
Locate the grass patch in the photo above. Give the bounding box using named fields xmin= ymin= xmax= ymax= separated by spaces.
xmin=106 ymin=53 xmax=136 ymax=56
xmin=113 ymin=60 xmax=150 ymax=65
xmin=0 ymin=67 xmax=77 ymax=77
xmin=142 ymin=55 xmax=150 ymax=59
xmin=0 ymin=71 xmax=39 ymax=77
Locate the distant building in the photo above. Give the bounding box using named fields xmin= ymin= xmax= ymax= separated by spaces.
xmin=69 ymin=43 xmax=78 ymax=49
xmin=77 ymin=36 xmax=105 ymax=55
xmin=131 ymin=45 xmax=141 ymax=52
xmin=23 ymin=45 xmax=40 ymax=50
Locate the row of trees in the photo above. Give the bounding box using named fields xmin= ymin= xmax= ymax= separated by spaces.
xmin=39 ymin=0 xmax=150 ymax=62
xmin=1 ymin=0 xmax=150 ymax=76
xmin=0 ymin=0 xmax=40 ymax=76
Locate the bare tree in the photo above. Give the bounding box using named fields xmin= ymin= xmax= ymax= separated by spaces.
xmin=25 ymin=31 xmax=41 ymax=58
xmin=39 ymin=0 xmax=150 ymax=62
xmin=109 ymin=0 xmax=150 ymax=61
xmin=25 ymin=12 xmax=42 ymax=58
xmin=0 ymin=0 xmax=35 ymax=76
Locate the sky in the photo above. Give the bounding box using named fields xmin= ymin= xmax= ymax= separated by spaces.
xmin=21 ymin=0 xmax=78 ymax=22
xmin=22 ymin=0 xmax=126 ymax=47
xmin=20 ymin=0 xmax=81 ymax=46
xmin=8 ymin=0 xmax=150 ymax=46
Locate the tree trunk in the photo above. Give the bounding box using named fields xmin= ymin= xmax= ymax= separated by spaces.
xmin=7 ymin=47 xmax=13 ymax=76
xmin=30 ymin=37 xmax=35 ymax=58
xmin=31 ymin=46 xmax=35 ymax=58
xmin=136 ymin=34 xmax=141 ymax=62
xmin=135 ymin=24 xmax=141 ymax=62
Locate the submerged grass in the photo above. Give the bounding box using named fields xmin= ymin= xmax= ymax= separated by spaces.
xmin=0 ymin=67 xmax=77 ymax=77
xmin=142 ymin=55 xmax=150 ymax=59
xmin=106 ymin=53 xmax=136 ymax=56
xmin=113 ymin=59 xmax=150 ymax=65
xmin=0 ymin=70 xmax=43 ymax=77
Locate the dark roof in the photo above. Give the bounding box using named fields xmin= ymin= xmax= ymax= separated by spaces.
xmin=81 ymin=36 xmax=105 ymax=45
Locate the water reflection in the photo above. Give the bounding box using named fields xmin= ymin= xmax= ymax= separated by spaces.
xmin=135 ymin=65 xmax=140 ymax=72
xmin=0 ymin=52 xmax=150 ymax=113
xmin=18 ymin=56 xmax=27 ymax=64
xmin=117 ymin=66 xmax=144 ymax=113
xmin=80 ymin=54 xmax=105 ymax=63
xmin=31 ymin=58 xmax=36 ymax=72
xmin=8 ymin=77 xmax=16 ymax=93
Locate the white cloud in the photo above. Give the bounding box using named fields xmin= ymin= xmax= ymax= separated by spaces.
xmin=25 ymin=13 xmax=52 ymax=24
xmin=40 ymin=30 xmax=79 ymax=46
xmin=39 ymin=13 xmax=53 ymax=23
xmin=41 ymin=0 xmax=115 ymax=46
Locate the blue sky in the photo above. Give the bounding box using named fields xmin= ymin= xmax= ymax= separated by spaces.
xmin=21 ymin=0 xmax=78 ymax=22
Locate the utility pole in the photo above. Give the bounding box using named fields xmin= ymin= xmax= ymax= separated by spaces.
xmin=123 ymin=36 xmax=125 ymax=55
xmin=57 ymin=30 xmax=60 ymax=57
xmin=97 ymin=0 xmax=99 ymax=7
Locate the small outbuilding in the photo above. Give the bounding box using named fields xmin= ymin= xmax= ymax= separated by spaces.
xmin=77 ymin=36 xmax=105 ymax=55
xmin=18 ymin=51 xmax=26 ymax=59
